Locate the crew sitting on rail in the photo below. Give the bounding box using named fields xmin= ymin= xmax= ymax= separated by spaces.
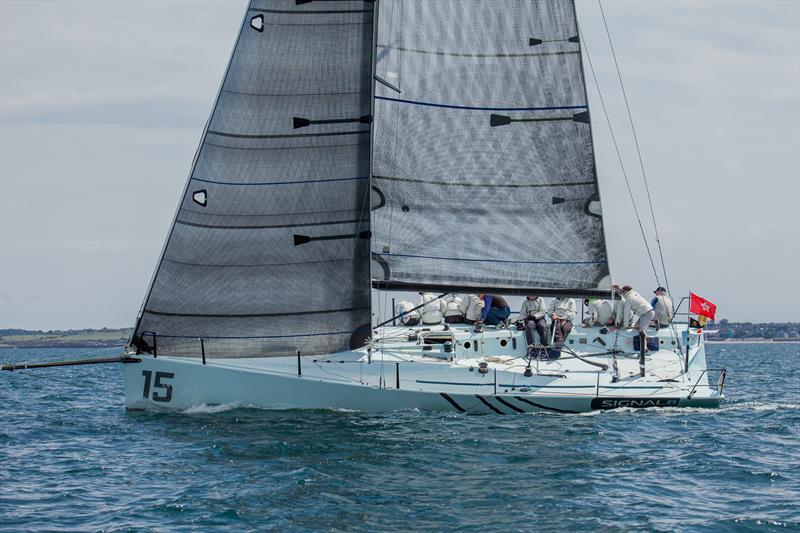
xmin=443 ymin=295 xmax=464 ymax=324
xmin=549 ymin=297 xmax=576 ymax=346
xmin=419 ymin=292 xmax=447 ymax=325
xmin=481 ymin=294 xmax=511 ymax=326
xmin=620 ymin=285 xmax=655 ymax=349
xmin=651 ymin=286 xmax=674 ymax=328
xmin=519 ymin=295 xmax=548 ymax=350
xmin=458 ymin=294 xmax=485 ymax=325
xmin=582 ymin=298 xmax=614 ymax=326
xmin=396 ymin=300 xmax=421 ymax=326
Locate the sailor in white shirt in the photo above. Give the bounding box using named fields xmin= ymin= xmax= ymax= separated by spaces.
xmin=651 ymin=286 xmax=674 ymax=327
xmin=458 ymin=294 xmax=485 ymax=324
xmin=612 ymin=285 xmax=632 ymax=328
xmin=419 ymin=292 xmax=447 ymax=325
xmin=519 ymin=295 xmax=548 ymax=348
xmin=548 ymin=297 xmax=576 ymax=346
xmin=621 ymin=285 xmax=655 ymax=330
xmin=396 ymin=300 xmax=420 ymax=326
xmin=443 ymin=294 xmax=464 ymax=324
xmin=583 ymin=298 xmax=614 ymax=326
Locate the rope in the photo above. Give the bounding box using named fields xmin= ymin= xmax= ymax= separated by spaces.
xmin=578 ymin=24 xmax=662 ymax=287
xmin=597 ymin=0 xmax=671 ymax=294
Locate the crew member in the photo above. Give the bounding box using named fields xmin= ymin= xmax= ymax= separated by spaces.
xmin=419 ymin=292 xmax=447 ymax=325
xmin=396 ymin=300 xmax=420 ymax=326
xmin=621 ymin=285 xmax=655 ymax=351
xmin=458 ymin=294 xmax=485 ymax=325
xmin=612 ymin=284 xmax=632 ymax=328
xmin=549 ymin=297 xmax=576 ymax=346
xmin=651 ymin=286 xmax=674 ymax=328
xmin=443 ymin=295 xmax=464 ymax=324
xmin=519 ymin=295 xmax=548 ymax=348
xmin=481 ymin=294 xmax=511 ymax=326
xmin=583 ymin=298 xmax=614 ymax=326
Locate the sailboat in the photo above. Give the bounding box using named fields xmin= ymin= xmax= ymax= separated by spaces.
xmin=123 ymin=0 xmax=725 ymax=413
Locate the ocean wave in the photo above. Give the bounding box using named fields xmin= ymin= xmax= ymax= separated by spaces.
xmin=181 ymin=402 xmax=242 ymax=414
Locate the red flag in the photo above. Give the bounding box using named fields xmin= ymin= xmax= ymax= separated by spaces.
xmin=690 ymin=292 xmax=717 ymax=320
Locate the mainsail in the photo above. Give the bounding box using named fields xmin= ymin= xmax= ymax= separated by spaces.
xmin=130 ymin=0 xmax=374 ymax=357
xmin=370 ymin=0 xmax=611 ymax=296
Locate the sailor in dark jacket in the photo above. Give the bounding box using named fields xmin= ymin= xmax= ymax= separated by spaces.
xmin=481 ymin=294 xmax=511 ymax=326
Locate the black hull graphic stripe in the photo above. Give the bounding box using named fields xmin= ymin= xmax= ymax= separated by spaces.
xmin=439 ymin=393 xmax=465 ymax=412
xmin=476 ymin=395 xmax=505 ymax=414
xmin=514 ymin=396 xmax=579 ymax=414
xmin=494 ymin=396 xmax=525 ymax=413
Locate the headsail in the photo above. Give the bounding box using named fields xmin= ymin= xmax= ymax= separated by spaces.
xmin=370 ymin=0 xmax=611 ymax=297
xmin=130 ymin=0 xmax=374 ymax=357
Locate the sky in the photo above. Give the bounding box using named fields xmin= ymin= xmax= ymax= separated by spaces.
xmin=1 ymin=0 xmax=798 ymax=329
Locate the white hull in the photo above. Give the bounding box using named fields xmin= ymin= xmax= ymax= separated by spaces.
xmin=123 ymin=324 xmax=723 ymax=414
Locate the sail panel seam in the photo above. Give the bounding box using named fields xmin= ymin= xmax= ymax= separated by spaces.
xmin=175 ymin=218 xmax=368 ymax=230
xmin=374 ymin=96 xmax=587 ymax=112
xmin=192 ymin=176 xmax=368 ymax=186
xmin=380 ymin=252 xmax=606 ymax=265
xmin=221 ymin=88 xmax=368 ymax=97
xmin=144 ymin=331 xmax=355 ymax=340
xmin=249 ymin=8 xmax=373 ymax=15
xmin=144 ymin=307 xmax=368 ymax=318
xmin=377 ymin=44 xmax=578 ymax=59
xmin=374 ymin=175 xmax=595 ymax=189
xmin=207 ymin=129 xmax=369 ymax=139
xmin=203 ymin=140 xmax=369 ymax=151
xmin=163 ymin=256 xmax=367 ymax=268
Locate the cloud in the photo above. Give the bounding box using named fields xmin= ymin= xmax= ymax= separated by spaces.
xmin=1 ymin=0 xmax=798 ymax=327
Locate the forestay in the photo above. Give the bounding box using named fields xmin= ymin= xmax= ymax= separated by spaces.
xmin=370 ymin=0 xmax=611 ymax=296
xmin=130 ymin=0 xmax=374 ymax=357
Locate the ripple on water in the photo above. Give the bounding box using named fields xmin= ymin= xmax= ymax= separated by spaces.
xmin=1 ymin=344 xmax=799 ymax=531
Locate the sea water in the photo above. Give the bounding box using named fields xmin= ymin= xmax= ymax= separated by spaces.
xmin=1 ymin=343 xmax=798 ymax=532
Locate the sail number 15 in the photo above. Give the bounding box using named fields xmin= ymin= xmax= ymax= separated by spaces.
xmin=141 ymin=370 xmax=174 ymax=402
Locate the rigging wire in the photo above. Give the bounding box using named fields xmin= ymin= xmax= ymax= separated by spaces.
xmin=597 ymin=0 xmax=671 ymax=295
xmin=577 ymin=25 xmax=662 ymax=287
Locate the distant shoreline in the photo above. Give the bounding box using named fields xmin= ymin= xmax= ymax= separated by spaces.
xmin=0 ymin=328 xmax=130 ymax=349
xmin=1 ymin=327 xmax=797 ymax=349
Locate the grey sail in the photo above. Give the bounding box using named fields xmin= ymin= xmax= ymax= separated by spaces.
xmin=130 ymin=0 xmax=374 ymax=358
xmin=370 ymin=0 xmax=611 ymax=297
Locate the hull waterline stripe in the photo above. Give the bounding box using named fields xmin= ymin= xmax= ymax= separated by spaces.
xmin=514 ymin=396 xmax=579 ymax=414
xmin=476 ymin=395 xmax=505 ymax=414
xmin=494 ymin=396 xmax=525 ymax=413
xmin=440 ymin=393 xmax=465 ymax=412
xmin=375 ymin=96 xmax=587 ymax=113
